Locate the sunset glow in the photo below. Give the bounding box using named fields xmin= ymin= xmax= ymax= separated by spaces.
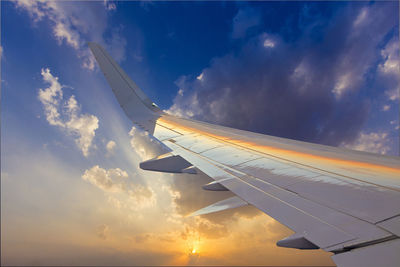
xmin=2 ymin=1 xmax=398 ymax=266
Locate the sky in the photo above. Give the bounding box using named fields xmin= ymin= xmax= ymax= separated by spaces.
xmin=1 ymin=0 xmax=399 ymax=266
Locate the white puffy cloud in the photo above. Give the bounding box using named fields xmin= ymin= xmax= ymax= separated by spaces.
xmin=13 ymin=0 xmax=46 ymax=21
xmin=263 ymin=39 xmax=275 ymax=48
xmin=106 ymin=140 xmax=116 ymax=154
xmin=82 ymin=165 xmax=129 ymax=192
xmin=379 ymin=37 xmax=399 ymax=76
xmin=342 ymin=131 xmax=392 ymax=155
xmin=165 ymin=77 xmax=200 ymax=119
xmin=38 ymin=68 xmax=64 ymax=127
xmin=82 ymin=165 xmax=155 ymax=208
xmin=378 ymin=36 xmax=399 ymax=102
xmin=128 ymin=126 xmax=168 ymax=160
xmin=13 ymin=0 xmax=126 ymax=70
xmin=53 ymin=22 xmax=80 ymax=49
xmin=196 ymin=73 xmax=204 ymax=81
xmin=332 ymin=73 xmax=353 ymax=99
xmin=38 ymin=68 xmax=99 ymax=157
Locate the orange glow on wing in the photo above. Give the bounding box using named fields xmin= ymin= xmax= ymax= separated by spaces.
xmin=157 ymin=116 xmax=400 ymax=183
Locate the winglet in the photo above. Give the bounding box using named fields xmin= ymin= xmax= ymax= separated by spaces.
xmin=89 ymin=42 xmax=161 ymax=133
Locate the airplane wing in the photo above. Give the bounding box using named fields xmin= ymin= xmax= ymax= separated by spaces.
xmin=89 ymin=42 xmax=400 ymax=267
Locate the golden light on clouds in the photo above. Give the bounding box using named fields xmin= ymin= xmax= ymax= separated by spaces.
xmin=1 ymin=124 xmax=334 ymax=266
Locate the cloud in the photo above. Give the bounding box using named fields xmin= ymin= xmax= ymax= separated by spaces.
xmin=390 ymin=120 xmax=400 ymax=130
xmin=126 ymin=123 xmax=263 ymax=247
xmin=96 ymin=224 xmax=109 ymax=240
xmin=53 ymin=19 xmax=80 ymax=49
xmin=129 ymin=126 xmax=169 ymax=160
xmin=352 ymin=7 xmax=368 ymax=28
xmin=231 ymin=7 xmax=261 ymax=39
xmin=13 ymin=0 xmax=126 ymax=70
xmin=263 ymin=39 xmax=275 ymax=48
xmin=82 ymin=165 xmax=155 ymax=207
xmin=341 ymin=131 xmax=392 ymax=155
xmin=196 ymin=73 xmax=204 ymax=81
xmin=3 ymin=107 xmax=333 ymax=267
xmin=103 ymin=0 xmax=116 ymax=11
xmin=82 ymin=165 xmax=128 ymax=193
xmin=167 ymin=3 xmax=397 ymax=148
xmin=38 ymin=68 xmax=99 ymax=157
xmin=106 ymin=140 xmax=116 ymax=154
xmin=379 ymin=36 xmax=400 ymax=76
xmin=378 ymin=36 xmax=400 ymax=102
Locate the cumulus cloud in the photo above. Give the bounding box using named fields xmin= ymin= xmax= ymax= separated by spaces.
xmin=129 ymin=126 xmax=169 ymax=160
xmin=167 ymin=3 xmax=397 ymax=148
xmin=38 ymin=68 xmax=99 ymax=156
xmin=341 ymin=131 xmax=392 ymax=155
xmin=13 ymin=0 xmax=126 ymax=70
xmin=378 ymin=36 xmax=400 ymax=102
xmin=82 ymin=165 xmax=155 ymax=207
xmin=379 ymin=36 xmax=400 ymax=76
xmin=106 ymin=140 xmax=116 ymax=154
xmin=82 ymin=165 xmax=128 ymax=192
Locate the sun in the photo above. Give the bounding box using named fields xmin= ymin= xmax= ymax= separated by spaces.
xmin=191 ymin=248 xmax=196 ymax=254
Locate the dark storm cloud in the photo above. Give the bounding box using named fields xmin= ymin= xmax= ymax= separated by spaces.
xmin=168 ymin=2 xmax=398 ymax=146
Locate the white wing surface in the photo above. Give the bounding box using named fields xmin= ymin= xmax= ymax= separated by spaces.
xmin=89 ymin=42 xmax=400 ymax=267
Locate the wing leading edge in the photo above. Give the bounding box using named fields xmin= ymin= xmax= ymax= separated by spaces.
xmin=89 ymin=43 xmax=400 ymax=267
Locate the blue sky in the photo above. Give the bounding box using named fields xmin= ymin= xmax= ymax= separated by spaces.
xmin=1 ymin=1 xmax=399 ymax=266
